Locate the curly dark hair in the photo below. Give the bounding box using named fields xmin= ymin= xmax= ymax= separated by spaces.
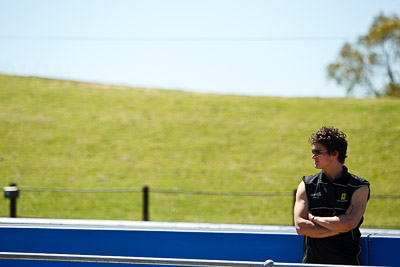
xmin=309 ymin=126 xmax=348 ymax=164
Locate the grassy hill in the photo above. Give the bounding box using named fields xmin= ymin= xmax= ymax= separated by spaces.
xmin=0 ymin=74 xmax=399 ymax=228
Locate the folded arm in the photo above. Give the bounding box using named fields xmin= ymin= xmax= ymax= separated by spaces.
xmin=310 ymin=185 xmax=369 ymax=233
xmin=294 ymin=181 xmax=340 ymax=238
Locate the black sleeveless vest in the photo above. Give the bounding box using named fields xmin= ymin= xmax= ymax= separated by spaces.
xmin=302 ymin=166 xmax=370 ymax=265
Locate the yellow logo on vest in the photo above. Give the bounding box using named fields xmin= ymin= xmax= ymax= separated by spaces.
xmin=337 ymin=193 xmax=348 ymax=203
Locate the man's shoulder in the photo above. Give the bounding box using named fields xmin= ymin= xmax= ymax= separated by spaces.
xmin=346 ymin=171 xmax=370 ymax=187
xmin=302 ymin=173 xmax=320 ymax=184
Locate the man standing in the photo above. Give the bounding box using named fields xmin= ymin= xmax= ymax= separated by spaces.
xmin=294 ymin=126 xmax=370 ymax=265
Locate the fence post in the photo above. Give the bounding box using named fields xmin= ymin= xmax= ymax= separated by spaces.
xmin=143 ymin=186 xmax=149 ymax=221
xmin=4 ymin=183 xmax=19 ymax=218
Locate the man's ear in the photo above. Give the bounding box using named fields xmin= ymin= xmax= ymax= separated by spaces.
xmin=332 ymin=150 xmax=339 ymax=158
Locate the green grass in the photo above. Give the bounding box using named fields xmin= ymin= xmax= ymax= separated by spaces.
xmin=1 ymin=74 xmax=399 ymax=228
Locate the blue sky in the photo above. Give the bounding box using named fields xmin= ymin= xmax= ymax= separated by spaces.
xmin=1 ymin=0 xmax=399 ymax=97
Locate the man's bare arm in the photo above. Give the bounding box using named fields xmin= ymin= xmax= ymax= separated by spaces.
xmin=294 ymin=181 xmax=340 ymax=238
xmin=310 ymin=185 xmax=369 ymax=233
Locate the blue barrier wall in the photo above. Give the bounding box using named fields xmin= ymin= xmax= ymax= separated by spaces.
xmin=367 ymin=236 xmax=399 ymax=267
xmin=0 ymin=219 xmax=399 ymax=266
xmin=0 ymin=227 xmax=303 ymax=266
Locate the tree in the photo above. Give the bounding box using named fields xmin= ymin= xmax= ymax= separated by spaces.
xmin=327 ymin=13 xmax=400 ymax=97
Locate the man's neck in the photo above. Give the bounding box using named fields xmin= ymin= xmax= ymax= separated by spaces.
xmin=323 ymin=163 xmax=343 ymax=180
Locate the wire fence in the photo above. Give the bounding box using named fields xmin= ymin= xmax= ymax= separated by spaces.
xmin=2 ymin=185 xmax=400 ymax=228
xmin=17 ymin=186 xmax=293 ymax=196
xmin=14 ymin=186 xmax=399 ymax=198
